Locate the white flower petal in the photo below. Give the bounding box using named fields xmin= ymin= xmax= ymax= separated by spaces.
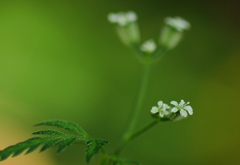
xmin=108 ymin=13 xmax=119 ymax=23
xmin=163 ymin=104 xmax=170 ymax=110
xmin=157 ymin=101 xmax=163 ymax=107
xmin=164 ymin=111 xmax=170 ymax=115
xmin=171 ymin=107 xmax=178 ymax=113
xmin=180 ymin=109 xmax=188 ymax=117
xmin=170 ymin=101 xmax=178 ymax=106
xmin=126 ymin=11 xmax=137 ymax=22
xmin=150 ymin=106 xmax=158 ymax=113
xmin=159 ymin=111 xmax=164 ymax=117
xmin=184 ymin=106 xmax=193 ymax=115
xmin=179 ymin=100 xmax=185 ymax=106
xmin=165 ymin=17 xmax=190 ymax=32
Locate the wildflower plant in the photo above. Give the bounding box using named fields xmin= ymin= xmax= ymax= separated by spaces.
xmin=0 ymin=11 xmax=193 ymax=165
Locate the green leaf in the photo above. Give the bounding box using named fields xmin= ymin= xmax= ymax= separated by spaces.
xmin=25 ymin=143 xmax=42 ymax=154
xmin=34 ymin=120 xmax=88 ymax=137
xmin=0 ymin=120 xmax=97 ymax=162
xmin=86 ymin=139 xmax=108 ymax=164
xmin=0 ymin=135 xmax=81 ymax=161
xmin=57 ymin=137 xmax=77 ymax=153
xmin=40 ymin=138 xmax=63 ymax=152
xmin=32 ymin=130 xmax=66 ymax=136
xmin=0 ymin=137 xmax=53 ymax=161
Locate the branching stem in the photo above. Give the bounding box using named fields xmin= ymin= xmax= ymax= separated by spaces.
xmin=114 ymin=120 xmax=159 ymax=156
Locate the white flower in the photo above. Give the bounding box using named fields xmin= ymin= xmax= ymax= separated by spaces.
xmin=140 ymin=39 xmax=157 ymax=53
xmin=108 ymin=11 xmax=137 ymax=26
xmin=125 ymin=11 xmax=137 ymax=22
xmin=165 ymin=17 xmax=190 ymax=32
xmin=151 ymin=101 xmax=170 ymax=117
xmin=170 ymin=100 xmax=193 ymax=117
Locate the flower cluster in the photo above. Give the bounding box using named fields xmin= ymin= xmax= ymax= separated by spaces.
xmin=150 ymin=101 xmax=170 ymax=117
xmin=151 ymin=100 xmax=193 ymax=120
xmin=108 ymin=11 xmax=191 ymax=57
xmin=108 ymin=11 xmax=137 ymax=27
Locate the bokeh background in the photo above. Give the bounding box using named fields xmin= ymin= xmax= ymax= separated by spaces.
xmin=1 ymin=0 xmax=240 ymax=165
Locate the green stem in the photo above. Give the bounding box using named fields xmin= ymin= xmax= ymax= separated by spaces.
xmin=128 ymin=120 xmax=159 ymax=141
xmin=115 ymin=59 xmax=152 ymax=155
xmin=126 ymin=60 xmax=152 ymax=137
xmin=115 ymin=120 xmax=159 ymax=156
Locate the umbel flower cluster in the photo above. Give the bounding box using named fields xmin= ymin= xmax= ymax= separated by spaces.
xmin=108 ymin=11 xmax=190 ymax=57
xmin=151 ymin=100 xmax=193 ymax=121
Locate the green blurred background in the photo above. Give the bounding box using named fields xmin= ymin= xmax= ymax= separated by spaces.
xmin=1 ymin=0 xmax=240 ymax=165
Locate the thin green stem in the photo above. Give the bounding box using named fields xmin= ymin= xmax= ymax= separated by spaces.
xmin=125 ymin=60 xmax=152 ymax=138
xmin=128 ymin=120 xmax=159 ymax=141
xmin=115 ymin=120 xmax=159 ymax=156
xmin=114 ymin=59 xmax=152 ymax=155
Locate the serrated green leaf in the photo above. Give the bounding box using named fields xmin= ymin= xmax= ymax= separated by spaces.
xmin=40 ymin=138 xmax=63 ymax=152
xmin=86 ymin=139 xmax=108 ymax=164
xmin=0 ymin=135 xmax=81 ymax=161
xmin=32 ymin=129 xmax=87 ymax=141
xmin=57 ymin=137 xmax=77 ymax=153
xmin=12 ymin=147 xmax=26 ymax=157
xmin=0 ymin=137 xmax=53 ymax=161
xmin=34 ymin=120 xmax=88 ymax=137
xmin=32 ymin=130 xmax=66 ymax=136
xmin=25 ymin=143 xmax=42 ymax=154
xmin=0 ymin=120 xmax=91 ymax=162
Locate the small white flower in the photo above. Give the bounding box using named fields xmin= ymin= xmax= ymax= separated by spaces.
xmin=140 ymin=39 xmax=157 ymax=53
xmin=108 ymin=13 xmax=119 ymax=23
xmin=165 ymin=17 xmax=190 ymax=32
xmin=108 ymin=11 xmax=137 ymax=26
xmin=170 ymin=100 xmax=193 ymax=117
xmin=125 ymin=11 xmax=137 ymax=22
xmin=151 ymin=101 xmax=170 ymax=117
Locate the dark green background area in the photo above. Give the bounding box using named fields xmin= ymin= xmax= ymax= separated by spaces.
xmin=0 ymin=0 xmax=240 ymax=165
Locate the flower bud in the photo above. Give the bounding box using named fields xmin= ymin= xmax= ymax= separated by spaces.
xmin=159 ymin=17 xmax=190 ymax=50
xmin=108 ymin=11 xmax=140 ymax=45
xmin=140 ymin=39 xmax=157 ymax=54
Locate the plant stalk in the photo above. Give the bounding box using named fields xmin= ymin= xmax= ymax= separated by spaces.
xmin=115 ymin=58 xmax=152 ymax=155
xmin=115 ymin=120 xmax=159 ymax=156
xmin=126 ymin=60 xmax=152 ymax=137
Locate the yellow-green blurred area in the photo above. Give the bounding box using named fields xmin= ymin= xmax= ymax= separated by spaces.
xmin=0 ymin=0 xmax=240 ymax=164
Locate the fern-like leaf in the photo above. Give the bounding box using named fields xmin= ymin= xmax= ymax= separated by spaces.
xmin=0 ymin=133 xmax=82 ymax=161
xmin=32 ymin=129 xmax=66 ymax=136
xmin=0 ymin=120 xmax=107 ymax=163
xmin=86 ymin=139 xmax=108 ymax=164
xmin=34 ymin=120 xmax=88 ymax=137
xmin=39 ymin=138 xmax=63 ymax=152
xmin=57 ymin=137 xmax=77 ymax=153
xmin=0 ymin=137 xmax=53 ymax=161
